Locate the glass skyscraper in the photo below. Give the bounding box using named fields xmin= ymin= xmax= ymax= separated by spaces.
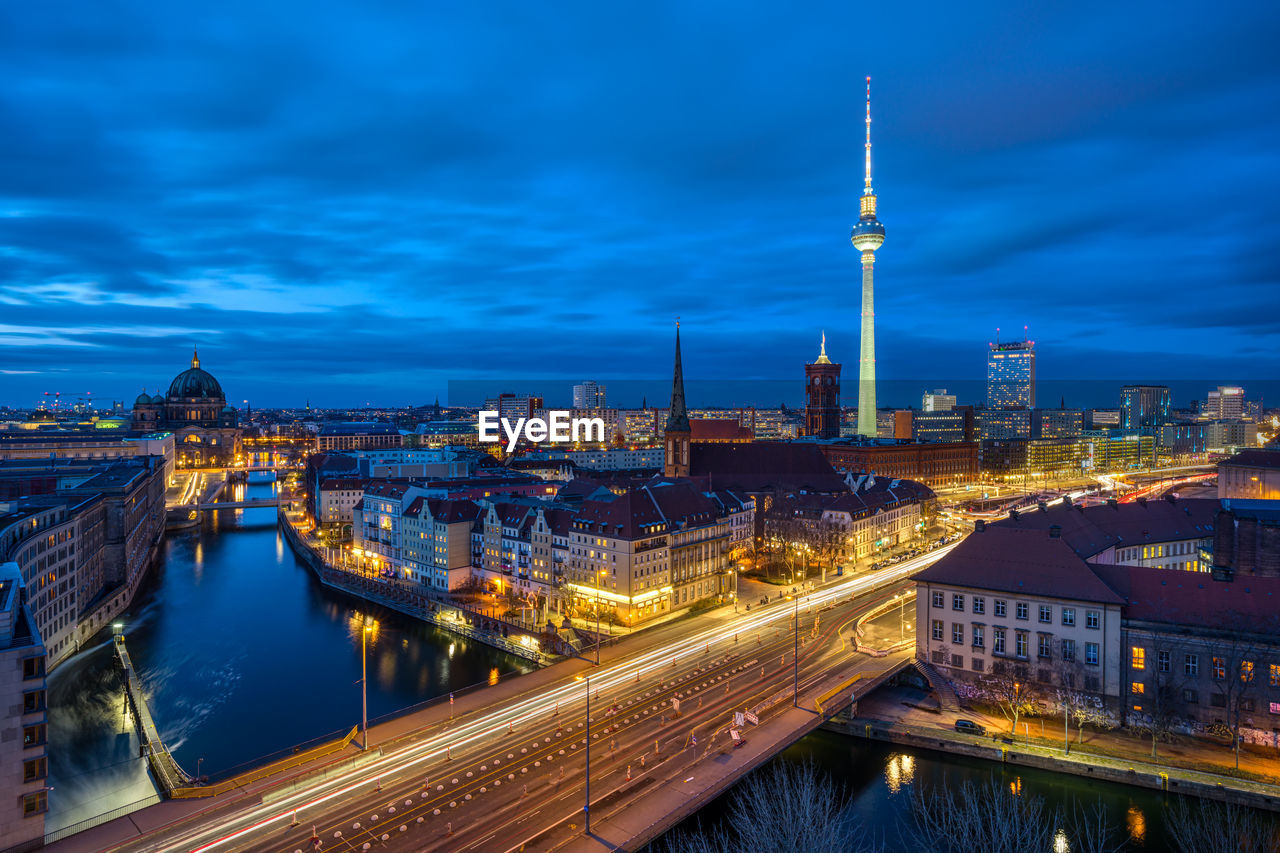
xmin=986 ymin=340 xmax=1036 ymax=409
xmin=1120 ymin=385 xmax=1170 ymax=429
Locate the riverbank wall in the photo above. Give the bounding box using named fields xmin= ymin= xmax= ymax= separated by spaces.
xmin=832 ymin=715 xmax=1280 ymax=813
xmin=277 ymin=511 xmax=555 ymax=665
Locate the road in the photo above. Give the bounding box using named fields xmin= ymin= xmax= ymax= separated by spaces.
xmin=89 ymin=547 xmax=954 ymax=853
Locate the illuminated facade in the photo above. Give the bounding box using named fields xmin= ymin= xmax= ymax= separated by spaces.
xmin=986 ymin=339 xmax=1036 ymax=409
xmin=804 ymin=333 xmax=842 ymax=439
xmin=852 ymin=77 xmax=886 ymax=437
xmin=1120 ymin=385 xmax=1170 ymax=430
xmin=565 ymin=480 xmax=748 ymax=625
xmin=130 ymin=348 xmax=241 ymax=468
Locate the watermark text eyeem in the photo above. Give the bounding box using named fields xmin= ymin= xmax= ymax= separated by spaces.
xmin=478 ymin=410 xmax=606 ymax=452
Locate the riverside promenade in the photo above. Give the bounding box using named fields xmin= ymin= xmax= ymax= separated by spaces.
xmin=847 ymin=685 xmax=1280 ymax=813
xmin=278 ymin=509 xmax=562 ymax=664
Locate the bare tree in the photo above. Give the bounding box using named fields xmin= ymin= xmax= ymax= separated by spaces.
xmin=981 ymin=660 xmax=1039 ymax=738
xmin=905 ymin=779 xmax=1054 ymax=852
xmin=1052 ymin=659 xmax=1094 ymax=755
xmin=1071 ymin=702 xmax=1114 ymax=745
xmin=906 ymin=781 xmax=1123 ymax=853
xmin=1067 ymin=797 xmax=1126 ymax=853
xmin=1166 ymin=798 xmax=1280 ymax=853
xmin=657 ymin=760 xmax=880 ymax=853
xmin=1205 ymin=621 xmax=1263 ymax=770
xmin=1126 ymin=630 xmax=1194 ymax=760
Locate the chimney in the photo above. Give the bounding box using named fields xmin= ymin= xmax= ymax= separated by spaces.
xmin=1049 ymin=524 xmax=1062 ymax=539
xmin=975 ymin=519 xmax=986 ymax=532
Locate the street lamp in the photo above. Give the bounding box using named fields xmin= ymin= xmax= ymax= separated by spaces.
xmin=577 ymin=673 xmax=592 ymax=835
xmin=361 ymin=621 xmax=373 ymax=749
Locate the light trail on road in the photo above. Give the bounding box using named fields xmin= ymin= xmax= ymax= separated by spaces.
xmin=125 ymin=543 xmax=958 ymax=853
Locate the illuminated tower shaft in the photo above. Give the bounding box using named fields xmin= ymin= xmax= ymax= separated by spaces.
xmin=851 ymin=76 xmax=885 ymax=437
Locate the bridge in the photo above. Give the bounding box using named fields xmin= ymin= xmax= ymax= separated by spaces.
xmin=184 ymin=497 xmax=283 ymax=511
xmin=112 ymin=626 xmax=192 ymax=796
xmin=48 ymin=547 xmax=955 ymax=853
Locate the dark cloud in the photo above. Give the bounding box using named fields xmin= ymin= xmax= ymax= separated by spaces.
xmin=1 ymin=1 xmax=1278 ymax=407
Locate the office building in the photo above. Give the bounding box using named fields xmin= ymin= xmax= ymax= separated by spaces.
xmin=978 ymin=408 xmax=1032 ymax=440
xmin=911 ymin=411 xmax=966 ymax=444
xmin=572 ymin=381 xmax=607 ymax=410
xmin=1218 ymin=449 xmax=1280 ymax=500
xmin=315 ymin=423 xmax=403 ymax=452
xmin=817 ymin=437 xmax=980 ymax=488
xmin=986 ymin=338 xmax=1036 ymax=409
xmin=1089 ymin=409 xmax=1121 ymax=429
xmin=922 ymin=390 xmax=956 ymax=412
xmin=1121 ymin=385 xmax=1171 ymax=430
xmin=1205 ymin=386 xmax=1245 ymax=421
xmin=804 ymin=334 xmax=842 ymax=439
xmin=1033 ymin=408 xmax=1084 ymax=439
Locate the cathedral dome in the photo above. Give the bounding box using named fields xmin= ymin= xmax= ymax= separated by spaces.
xmin=167 ymin=348 xmax=224 ymax=400
xmin=135 ymin=390 xmax=153 ymax=407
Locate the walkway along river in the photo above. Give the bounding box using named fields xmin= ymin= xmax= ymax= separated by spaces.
xmin=44 ymin=476 xmax=533 ymax=835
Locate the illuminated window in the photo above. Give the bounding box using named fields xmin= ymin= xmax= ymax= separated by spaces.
xmin=1131 ymin=647 xmax=1145 ymax=670
xmin=1213 ymin=657 xmax=1226 ymax=680
xmin=1242 ymin=660 xmax=1255 ymax=683
xmin=1131 ymin=682 xmax=1145 ymax=695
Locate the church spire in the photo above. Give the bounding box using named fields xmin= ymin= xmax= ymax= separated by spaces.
xmin=191 ymin=346 xmax=200 ymax=369
xmin=665 ymin=320 xmax=690 ymax=432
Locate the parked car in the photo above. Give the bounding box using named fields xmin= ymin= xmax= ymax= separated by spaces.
xmin=954 ymin=719 xmax=986 ymax=735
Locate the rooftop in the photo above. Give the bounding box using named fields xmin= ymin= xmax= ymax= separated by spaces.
xmin=1091 ymin=563 xmax=1280 ymax=630
xmin=1220 ymin=448 xmax=1280 ymax=470
xmin=689 ymin=442 xmax=848 ymax=493
xmin=912 ymin=527 xmax=1125 ymax=605
xmin=991 ymin=496 xmax=1218 ymax=558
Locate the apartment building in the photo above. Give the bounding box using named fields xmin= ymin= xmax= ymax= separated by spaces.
xmin=0 ymin=563 xmax=48 ymax=851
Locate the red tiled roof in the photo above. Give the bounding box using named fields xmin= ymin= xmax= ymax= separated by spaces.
xmin=992 ymin=497 xmax=1217 ymax=558
xmin=364 ymin=481 xmax=412 ymax=499
xmin=1091 ymin=563 xmax=1280 ymax=629
xmin=427 ymin=498 xmax=482 ymax=524
xmin=319 ymin=478 xmax=369 ymax=492
xmin=689 ymin=443 xmax=848 ymax=494
xmin=574 ymin=489 xmax=667 ymax=539
xmin=690 ymin=418 xmax=753 ymax=441
xmin=912 ymin=527 xmax=1125 ymax=605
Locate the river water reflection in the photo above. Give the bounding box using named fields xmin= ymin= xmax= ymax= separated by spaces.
xmin=658 ymin=729 xmax=1239 ymax=850
xmin=46 ymin=478 xmax=533 ymax=833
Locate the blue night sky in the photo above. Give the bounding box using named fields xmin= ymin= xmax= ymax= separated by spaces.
xmin=1 ymin=1 xmax=1278 ymax=409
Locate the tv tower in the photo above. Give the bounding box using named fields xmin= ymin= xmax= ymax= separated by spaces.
xmin=852 ymin=76 xmax=886 ymax=437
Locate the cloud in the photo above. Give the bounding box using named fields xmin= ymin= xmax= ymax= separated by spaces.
xmin=1 ymin=1 xmax=1278 ymax=406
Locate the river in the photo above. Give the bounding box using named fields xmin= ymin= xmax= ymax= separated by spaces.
xmin=45 ymin=476 xmax=1243 ymax=845
xmin=45 ymin=476 xmax=534 ymax=834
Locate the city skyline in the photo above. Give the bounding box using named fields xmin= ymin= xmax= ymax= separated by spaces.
xmin=2 ymin=3 xmax=1279 ymax=408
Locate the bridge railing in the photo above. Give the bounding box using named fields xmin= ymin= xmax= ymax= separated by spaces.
xmin=44 ymin=794 xmax=163 ymax=846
